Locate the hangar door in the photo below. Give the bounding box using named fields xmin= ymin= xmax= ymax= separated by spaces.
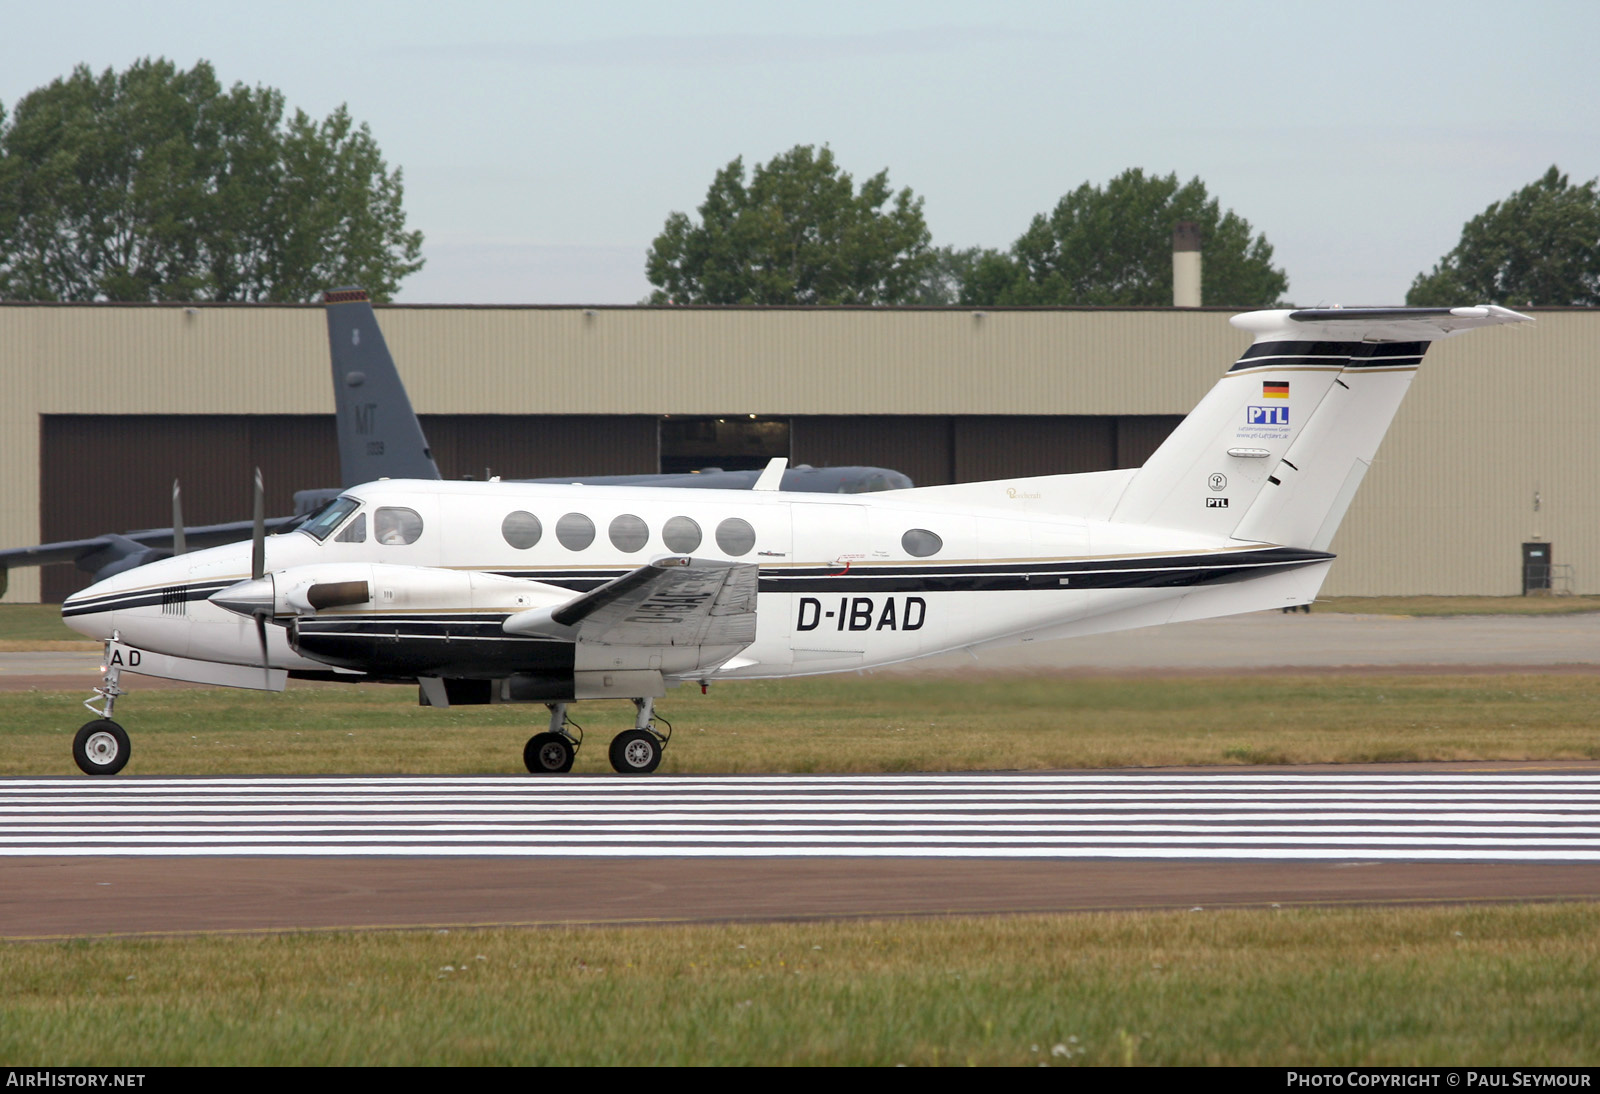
xmin=37 ymin=414 xmax=662 ymax=600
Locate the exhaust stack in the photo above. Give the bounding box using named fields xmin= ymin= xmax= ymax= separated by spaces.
xmin=1173 ymin=221 xmax=1201 ymax=307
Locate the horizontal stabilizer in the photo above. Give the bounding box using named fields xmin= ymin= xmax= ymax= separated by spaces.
xmin=1109 ymin=305 xmax=1531 ymax=543
xmin=1235 ymin=305 xmax=1532 ymax=344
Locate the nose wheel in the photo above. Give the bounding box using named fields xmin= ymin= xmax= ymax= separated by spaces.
xmin=74 ymin=719 xmax=130 ymax=776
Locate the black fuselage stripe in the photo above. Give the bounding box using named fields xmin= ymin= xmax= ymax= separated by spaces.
xmin=61 ymin=549 xmax=1334 ymax=617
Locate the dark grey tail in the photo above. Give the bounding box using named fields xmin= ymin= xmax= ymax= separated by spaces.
xmin=324 ymin=287 xmax=442 ymax=487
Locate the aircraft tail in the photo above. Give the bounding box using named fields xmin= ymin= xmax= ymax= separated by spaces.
xmin=324 ymin=287 xmax=442 ymax=487
xmin=1109 ymin=306 xmax=1532 ymax=548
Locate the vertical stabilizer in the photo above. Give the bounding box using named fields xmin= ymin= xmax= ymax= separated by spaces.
xmin=324 ymin=287 xmax=442 ymax=487
xmin=1110 ymin=306 xmax=1531 ymax=545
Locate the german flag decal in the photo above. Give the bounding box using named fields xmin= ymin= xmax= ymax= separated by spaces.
xmin=1262 ymin=381 xmax=1289 ymax=399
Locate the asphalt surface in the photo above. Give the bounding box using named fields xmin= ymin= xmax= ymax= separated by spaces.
xmin=10 ymin=611 xmax=1600 ymax=690
xmin=872 ymin=609 xmax=1600 ymax=675
xmin=4 ymin=611 xmax=1598 ymax=937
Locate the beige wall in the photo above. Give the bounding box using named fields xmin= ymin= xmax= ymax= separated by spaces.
xmin=1 ymin=303 xmax=1593 ymax=600
xmin=1326 ymin=313 xmax=1596 ymax=595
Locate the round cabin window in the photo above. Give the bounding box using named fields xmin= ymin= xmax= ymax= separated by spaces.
xmin=662 ymin=515 xmax=702 ymax=553
xmin=502 ymin=511 xmax=542 ymax=550
xmin=715 ymin=517 xmax=756 ymax=556
xmin=609 ymin=514 xmax=649 ymax=552
xmin=555 ymin=512 xmax=596 ymax=551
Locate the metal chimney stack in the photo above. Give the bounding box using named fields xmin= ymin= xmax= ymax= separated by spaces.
xmin=1172 ymin=221 xmax=1201 ymax=307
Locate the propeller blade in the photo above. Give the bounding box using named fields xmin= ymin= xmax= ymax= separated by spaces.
xmin=254 ymin=613 xmax=271 ymax=688
xmin=171 ymin=479 xmax=185 ymax=556
xmin=251 ymin=467 xmax=265 ymax=581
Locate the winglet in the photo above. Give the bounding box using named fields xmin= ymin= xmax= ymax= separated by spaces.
xmin=753 ymin=457 xmax=788 ymax=491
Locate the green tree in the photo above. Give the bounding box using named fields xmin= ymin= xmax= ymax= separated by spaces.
xmin=1407 ymin=167 xmax=1600 ymax=307
xmin=646 ymin=144 xmax=932 ymax=305
xmin=0 ymin=58 xmax=423 ymax=302
xmin=965 ymin=168 xmax=1287 ymax=307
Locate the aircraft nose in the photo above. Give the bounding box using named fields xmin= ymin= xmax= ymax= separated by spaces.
xmin=209 ymin=577 xmax=274 ymax=618
xmin=61 ymin=585 xmax=115 ymax=640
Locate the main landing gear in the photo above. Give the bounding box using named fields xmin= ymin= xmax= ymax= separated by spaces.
xmin=522 ymin=698 xmax=670 ymax=776
xmin=74 ymin=654 xmax=129 ymax=775
xmin=524 ymin=703 xmax=581 ymax=773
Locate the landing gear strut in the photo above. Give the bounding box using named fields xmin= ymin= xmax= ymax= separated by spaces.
xmin=75 ymin=645 xmax=129 ymax=775
xmin=524 ymin=703 xmax=580 ymax=774
xmin=608 ymin=697 xmax=668 ymax=775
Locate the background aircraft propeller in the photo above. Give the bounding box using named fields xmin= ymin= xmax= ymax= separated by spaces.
xmin=250 ymin=469 xmax=270 ymax=684
xmin=171 ymin=479 xmax=185 ymax=557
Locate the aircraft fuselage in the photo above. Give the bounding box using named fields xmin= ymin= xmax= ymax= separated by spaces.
xmin=62 ymin=477 xmax=1330 ymax=685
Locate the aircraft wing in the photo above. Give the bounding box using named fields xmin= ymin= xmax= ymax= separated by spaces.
xmin=501 ymin=556 xmax=758 ymax=651
xmin=0 ymin=517 xmax=301 ymax=589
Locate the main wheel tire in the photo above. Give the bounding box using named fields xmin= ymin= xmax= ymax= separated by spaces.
xmin=608 ymin=729 xmax=662 ymax=775
xmin=524 ymin=732 xmax=575 ymax=774
xmin=74 ymin=719 xmax=130 ymax=776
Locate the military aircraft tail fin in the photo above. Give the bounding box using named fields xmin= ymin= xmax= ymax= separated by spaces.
xmin=324 ymin=287 xmax=442 ymax=487
xmin=1109 ymin=306 xmax=1532 ymax=548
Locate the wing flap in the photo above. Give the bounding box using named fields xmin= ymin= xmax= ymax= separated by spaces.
xmin=503 ymin=556 xmax=759 ymax=652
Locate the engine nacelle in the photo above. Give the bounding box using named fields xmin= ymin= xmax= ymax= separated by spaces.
xmin=211 ymin=563 xmax=578 ymax=678
xmin=212 ymin=562 xmax=572 ymax=621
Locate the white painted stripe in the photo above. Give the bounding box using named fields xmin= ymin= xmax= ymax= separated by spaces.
xmin=4 ymin=774 xmax=1593 ymax=862
xmin=3 ymin=847 xmax=1595 ymax=861
xmin=6 ymin=793 xmax=1593 ymax=812
xmin=5 ymin=810 xmax=1596 ymax=826
xmin=6 ymin=832 xmax=1594 ymax=848
xmin=5 ymin=774 xmax=1599 ymax=789
xmin=6 ymin=818 xmax=1593 ymax=838
xmin=3 ymin=791 xmax=1596 ymax=807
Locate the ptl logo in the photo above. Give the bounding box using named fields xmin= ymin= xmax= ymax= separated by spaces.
xmin=1247 ymin=406 xmax=1289 ymax=426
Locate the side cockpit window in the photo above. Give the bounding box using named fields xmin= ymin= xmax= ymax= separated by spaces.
xmin=375 ymin=507 xmax=423 ymax=545
xmin=300 ymin=497 xmax=361 ymax=543
xmin=335 ymin=513 xmax=367 ymax=543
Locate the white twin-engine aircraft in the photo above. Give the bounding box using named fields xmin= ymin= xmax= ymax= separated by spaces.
xmin=60 ymin=305 xmax=1530 ymax=776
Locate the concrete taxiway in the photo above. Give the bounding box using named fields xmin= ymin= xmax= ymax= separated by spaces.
xmin=9 ymin=610 xmax=1600 ymax=690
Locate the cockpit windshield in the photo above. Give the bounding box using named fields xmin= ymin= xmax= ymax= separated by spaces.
xmin=299 ymin=496 xmax=362 ymax=542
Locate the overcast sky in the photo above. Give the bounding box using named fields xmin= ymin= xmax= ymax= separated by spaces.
xmin=3 ymin=1 xmax=1596 ymax=306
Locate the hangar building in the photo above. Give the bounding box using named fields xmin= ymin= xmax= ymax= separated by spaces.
xmin=0 ymin=302 xmax=1590 ymax=603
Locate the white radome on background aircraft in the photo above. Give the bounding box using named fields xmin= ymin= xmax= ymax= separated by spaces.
xmin=60 ymin=305 xmax=1530 ymax=776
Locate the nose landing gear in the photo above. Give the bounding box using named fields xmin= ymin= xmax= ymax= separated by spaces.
xmin=74 ymin=645 xmax=129 ymax=775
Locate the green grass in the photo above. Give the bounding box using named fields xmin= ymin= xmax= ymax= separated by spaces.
xmin=2 ymin=904 xmax=1595 ymax=1065
xmin=0 ymin=603 xmax=94 ymax=648
xmin=6 ymin=672 xmax=1600 ymax=776
xmin=1 ymin=596 xmax=1596 ymax=653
